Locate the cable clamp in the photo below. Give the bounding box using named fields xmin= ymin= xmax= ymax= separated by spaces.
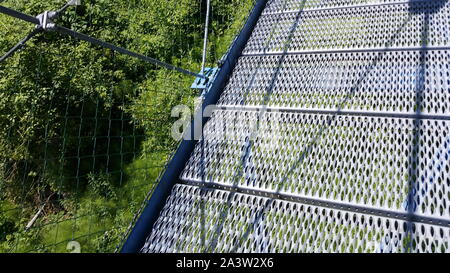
xmin=36 ymin=11 xmax=56 ymax=30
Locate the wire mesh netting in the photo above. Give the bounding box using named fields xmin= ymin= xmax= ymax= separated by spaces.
xmin=0 ymin=0 xmax=257 ymax=253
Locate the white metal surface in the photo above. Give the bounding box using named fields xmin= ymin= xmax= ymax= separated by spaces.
xmin=142 ymin=184 xmax=450 ymax=253
xmin=244 ymin=0 xmax=450 ymax=54
xmin=216 ymin=51 xmax=450 ymax=116
xmin=180 ymin=109 xmax=450 ymax=221
xmin=141 ymin=0 xmax=450 ymax=253
xmin=263 ymin=0 xmax=412 ymax=14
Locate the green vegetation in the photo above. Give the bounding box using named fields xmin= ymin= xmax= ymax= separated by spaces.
xmin=0 ymin=0 xmax=255 ymax=252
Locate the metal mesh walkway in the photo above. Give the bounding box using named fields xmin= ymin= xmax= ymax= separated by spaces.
xmin=140 ymin=0 xmax=450 ymax=253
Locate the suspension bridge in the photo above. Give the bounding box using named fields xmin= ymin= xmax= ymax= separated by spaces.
xmin=125 ymin=0 xmax=450 ymax=253
xmin=1 ymin=0 xmax=450 ymax=253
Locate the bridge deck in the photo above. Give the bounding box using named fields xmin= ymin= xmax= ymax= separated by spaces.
xmin=140 ymin=0 xmax=450 ymax=253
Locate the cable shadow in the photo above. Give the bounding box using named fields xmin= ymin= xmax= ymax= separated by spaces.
xmin=227 ymin=7 xmax=420 ymax=252
xmin=402 ymin=0 xmax=448 ymax=253
xmin=197 ymin=0 xmax=445 ymax=253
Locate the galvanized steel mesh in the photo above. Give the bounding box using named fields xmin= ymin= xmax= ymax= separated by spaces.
xmin=263 ymin=0 xmax=411 ymax=14
xmin=244 ymin=0 xmax=450 ymax=54
xmin=180 ymin=110 xmax=450 ymax=221
xmin=142 ymin=184 xmax=450 ymax=253
xmin=216 ymin=52 xmax=450 ymax=116
xmin=141 ymin=0 xmax=450 ymax=253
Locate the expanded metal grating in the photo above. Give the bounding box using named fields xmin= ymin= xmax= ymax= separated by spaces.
xmin=180 ymin=109 xmax=450 ymax=220
xmin=216 ymin=51 xmax=450 ymax=116
xmin=140 ymin=0 xmax=450 ymax=253
xmin=141 ymin=184 xmax=450 ymax=253
xmin=244 ymin=0 xmax=450 ymax=54
xmin=263 ymin=0 xmax=411 ymax=14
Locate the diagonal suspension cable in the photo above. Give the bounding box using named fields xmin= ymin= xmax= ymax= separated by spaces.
xmin=0 ymin=4 xmax=206 ymax=79
xmin=0 ymin=26 xmax=42 ymax=62
xmin=53 ymin=25 xmax=205 ymax=78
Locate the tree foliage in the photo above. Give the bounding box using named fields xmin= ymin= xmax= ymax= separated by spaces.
xmin=0 ymin=0 xmax=254 ymax=252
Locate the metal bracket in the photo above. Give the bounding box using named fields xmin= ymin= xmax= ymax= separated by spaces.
xmin=36 ymin=11 xmax=56 ymax=30
xmin=191 ymin=67 xmax=219 ymax=90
